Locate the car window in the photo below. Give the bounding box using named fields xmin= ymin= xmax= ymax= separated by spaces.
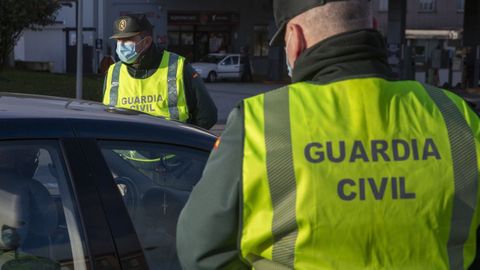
xmin=222 ymin=57 xmax=232 ymax=65
xmin=98 ymin=141 xmax=209 ymax=270
xmin=0 ymin=141 xmax=87 ymax=270
xmin=231 ymin=56 xmax=239 ymax=65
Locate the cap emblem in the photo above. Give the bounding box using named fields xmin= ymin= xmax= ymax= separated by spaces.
xmin=118 ymin=19 xmax=127 ymax=31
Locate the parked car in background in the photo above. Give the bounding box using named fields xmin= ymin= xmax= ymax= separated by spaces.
xmin=191 ymin=53 xmax=252 ymax=82
xmin=0 ymin=93 xmax=215 ymax=270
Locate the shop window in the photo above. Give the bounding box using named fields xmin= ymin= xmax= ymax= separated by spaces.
xmin=378 ymin=0 xmax=388 ymax=12
xmin=457 ymin=0 xmax=464 ymax=12
xmin=168 ymin=32 xmax=179 ymax=46
xmin=415 ymin=46 xmax=426 ymax=64
xmin=253 ymin=25 xmax=269 ymax=57
xmin=181 ymin=33 xmax=194 ymax=46
xmin=419 ymin=0 xmax=436 ymax=12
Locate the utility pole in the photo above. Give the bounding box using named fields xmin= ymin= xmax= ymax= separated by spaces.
xmin=386 ymin=0 xmax=408 ymax=79
xmin=464 ymin=0 xmax=480 ymax=88
xmin=76 ymin=0 xmax=83 ymax=99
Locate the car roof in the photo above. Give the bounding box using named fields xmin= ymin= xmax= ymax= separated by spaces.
xmin=0 ymin=92 xmax=216 ymax=151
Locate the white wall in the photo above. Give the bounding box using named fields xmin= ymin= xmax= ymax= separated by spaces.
xmin=14 ymin=35 xmax=26 ymax=61
xmin=21 ymin=28 xmax=66 ymax=73
xmin=13 ymin=0 xmax=103 ymax=74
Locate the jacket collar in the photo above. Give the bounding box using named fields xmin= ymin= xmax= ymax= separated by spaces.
xmin=292 ymin=29 xmax=396 ymax=84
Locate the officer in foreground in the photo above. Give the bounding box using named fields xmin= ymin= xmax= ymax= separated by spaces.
xmin=103 ymin=14 xmax=217 ymax=129
xmin=177 ymin=0 xmax=480 ymax=269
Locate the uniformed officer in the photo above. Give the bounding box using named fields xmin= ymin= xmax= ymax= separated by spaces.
xmin=177 ymin=0 xmax=480 ymax=269
xmin=103 ymin=14 xmax=217 ymax=129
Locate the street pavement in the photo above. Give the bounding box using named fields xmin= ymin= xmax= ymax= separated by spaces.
xmin=207 ymin=82 xmax=284 ymax=135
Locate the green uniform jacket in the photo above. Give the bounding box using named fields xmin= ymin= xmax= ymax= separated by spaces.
xmin=176 ymin=29 xmax=480 ymax=269
xmin=103 ymin=45 xmax=217 ymax=129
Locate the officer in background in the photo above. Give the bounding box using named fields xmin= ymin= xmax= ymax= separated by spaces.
xmin=103 ymin=14 xmax=217 ymax=129
xmin=177 ymin=0 xmax=480 ymax=269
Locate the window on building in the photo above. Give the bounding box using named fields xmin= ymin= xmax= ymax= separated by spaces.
xmin=419 ymin=0 xmax=436 ymax=12
xmin=457 ymin=0 xmax=465 ymax=12
xmin=253 ymin=25 xmax=269 ymax=57
xmin=379 ymin=0 xmax=388 ymax=12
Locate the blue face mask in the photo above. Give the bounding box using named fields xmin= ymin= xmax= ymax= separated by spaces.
xmin=285 ymin=48 xmax=293 ymax=78
xmin=284 ymin=32 xmax=293 ymax=78
xmin=116 ymin=38 xmax=145 ymax=64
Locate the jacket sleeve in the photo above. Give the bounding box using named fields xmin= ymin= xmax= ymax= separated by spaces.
xmin=183 ymin=63 xmax=218 ymax=129
xmin=177 ymin=105 xmax=249 ymax=270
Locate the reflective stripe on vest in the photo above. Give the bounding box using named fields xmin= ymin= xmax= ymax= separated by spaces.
xmin=423 ymin=84 xmax=478 ymax=270
xmin=109 ymin=62 xmax=122 ymax=106
xmin=103 ymin=51 xmax=189 ymax=121
xmin=241 ymin=78 xmax=480 ymax=269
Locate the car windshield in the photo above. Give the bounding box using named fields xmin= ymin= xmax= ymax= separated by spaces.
xmin=199 ymin=55 xmax=225 ymax=64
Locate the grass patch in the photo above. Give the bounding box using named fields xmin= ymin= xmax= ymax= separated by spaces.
xmin=0 ymin=68 xmax=104 ymax=102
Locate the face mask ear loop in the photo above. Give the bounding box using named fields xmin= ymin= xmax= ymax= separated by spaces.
xmin=285 ymin=31 xmax=294 ymax=78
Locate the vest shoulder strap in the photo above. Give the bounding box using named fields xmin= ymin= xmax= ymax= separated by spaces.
xmin=109 ymin=62 xmax=122 ymax=106
xmin=423 ymin=83 xmax=478 ymax=269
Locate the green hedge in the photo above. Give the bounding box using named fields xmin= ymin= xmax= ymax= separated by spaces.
xmin=0 ymin=69 xmax=104 ymax=102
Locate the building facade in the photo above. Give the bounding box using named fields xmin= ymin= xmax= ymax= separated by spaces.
xmin=14 ymin=0 xmax=280 ymax=78
xmin=14 ymin=0 xmax=467 ymax=85
xmin=372 ymin=0 xmax=465 ymax=87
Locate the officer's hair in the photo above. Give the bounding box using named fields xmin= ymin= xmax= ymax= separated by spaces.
xmin=296 ymin=0 xmax=372 ymax=40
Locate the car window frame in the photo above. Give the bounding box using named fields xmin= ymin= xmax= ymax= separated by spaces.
xmin=88 ymin=138 xmax=212 ymax=270
xmin=74 ymin=138 xmax=149 ymax=270
xmin=60 ymin=137 xmax=126 ymax=270
xmin=0 ymin=138 xmax=104 ymax=270
xmin=221 ymin=56 xmax=233 ymax=66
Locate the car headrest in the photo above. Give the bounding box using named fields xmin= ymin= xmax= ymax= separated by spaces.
xmin=0 ymin=171 xmax=59 ymax=251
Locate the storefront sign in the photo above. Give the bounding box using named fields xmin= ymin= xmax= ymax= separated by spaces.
xmin=168 ymin=12 xmax=238 ymax=25
xmin=168 ymin=14 xmax=198 ymax=23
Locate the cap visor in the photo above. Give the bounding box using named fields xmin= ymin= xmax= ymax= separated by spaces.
xmin=269 ymin=21 xmax=287 ymax=47
xmin=109 ymin=32 xmax=141 ymax=39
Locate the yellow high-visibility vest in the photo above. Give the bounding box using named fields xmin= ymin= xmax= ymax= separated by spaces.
xmin=103 ymin=51 xmax=189 ymax=122
xmin=241 ymin=78 xmax=480 ymax=269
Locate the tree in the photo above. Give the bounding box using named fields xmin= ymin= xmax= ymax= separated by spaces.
xmin=0 ymin=0 xmax=61 ymax=69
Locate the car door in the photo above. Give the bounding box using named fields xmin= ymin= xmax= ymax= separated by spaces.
xmin=218 ymin=56 xmax=234 ymax=78
xmin=230 ymin=56 xmax=241 ymax=79
xmin=80 ymin=139 xmax=210 ymax=270
xmin=0 ymin=139 xmax=122 ymax=270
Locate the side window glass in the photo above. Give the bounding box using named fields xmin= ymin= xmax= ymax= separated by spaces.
xmin=222 ymin=57 xmax=232 ymax=65
xmin=98 ymin=141 xmax=209 ymax=270
xmin=232 ymin=56 xmax=239 ymax=65
xmin=0 ymin=141 xmax=88 ymax=270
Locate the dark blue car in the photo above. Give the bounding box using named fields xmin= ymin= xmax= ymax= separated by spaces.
xmin=0 ymin=93 xmax=216 ymax=270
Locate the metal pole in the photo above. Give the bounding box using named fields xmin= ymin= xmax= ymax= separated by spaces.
xmin=93 ymin=0 xmax=99 ymax=74
xmin=76 ymin=0 xmax=83 ymax=99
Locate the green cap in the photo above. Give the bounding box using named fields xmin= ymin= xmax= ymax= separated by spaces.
xmin=270 ymin=0 xmax=361 ymax=46
xmin=110 ymin=14 xmax=153 ymax=39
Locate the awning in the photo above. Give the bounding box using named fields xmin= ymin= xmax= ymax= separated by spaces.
xmin=406 ymin=29 xmax=462 ymax=40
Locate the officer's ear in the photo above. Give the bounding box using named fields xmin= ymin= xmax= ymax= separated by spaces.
xmin=285 ymin=23 xmax=307 ymax=68
xmin=143 ymin=35 xmax=153 ymax=47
